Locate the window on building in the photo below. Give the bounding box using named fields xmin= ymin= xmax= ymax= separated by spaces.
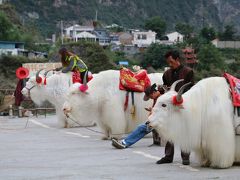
xmin=142 ymin=34 xmax=147 ymax=40
xmin=126 ymin=47 xmax=131 ymax=51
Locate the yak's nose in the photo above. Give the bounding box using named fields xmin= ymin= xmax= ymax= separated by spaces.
xmin=63 ymin=108 xmax=70 ymax=115
xmin=62 ymin=102 xmax=72 ymax=115
xmin=21 ymin=88 xmax=27 ymax=96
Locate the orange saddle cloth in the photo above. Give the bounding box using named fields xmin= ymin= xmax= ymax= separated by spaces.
xmin=119 ymin=67 xmax=151 ymax=92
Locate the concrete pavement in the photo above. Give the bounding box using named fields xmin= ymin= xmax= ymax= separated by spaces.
xmin=0 ymin=115 xmax=240 ymax=180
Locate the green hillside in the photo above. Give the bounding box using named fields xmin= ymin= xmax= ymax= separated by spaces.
xmin=8 ymin=0 xmax=240 ymax=37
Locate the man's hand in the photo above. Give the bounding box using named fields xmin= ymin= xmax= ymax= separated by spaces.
xmin=144 ymin=107 xmax=152 ymax=112
xmin=158 ymin=84 xmax=168 ymax=94
xmin=145 ymin=121 xmax=150 ymax=125
xmin=54 ymin=67 xmax=62 ymax=71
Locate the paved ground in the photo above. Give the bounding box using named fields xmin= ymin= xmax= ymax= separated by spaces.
xmin=0 ymin=115 xmax=240 ymax=180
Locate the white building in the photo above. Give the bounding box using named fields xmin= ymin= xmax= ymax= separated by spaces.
xmin=63 ymin=24 xmax=111 ymax=46
xmin=132 ymin=30 xmax=156 ymax=47
xmin=0 ymin=0 xmax=8 ymax=5
xmin=211 ymin=39 xmax=240 ymax=49
xmin=64 ymin=24 xmax=94 ymax=40
xmin=74 ymin=31 xmax=97 ymax=42
xmin=165 ymin=32 xmax=184 ymax=43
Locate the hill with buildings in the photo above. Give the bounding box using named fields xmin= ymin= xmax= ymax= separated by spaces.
xmin=7 ymin=0 xmax=240 ymax=37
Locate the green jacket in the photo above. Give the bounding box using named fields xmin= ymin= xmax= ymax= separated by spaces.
xmin=62 ymin=55 xmax=88 ymax=73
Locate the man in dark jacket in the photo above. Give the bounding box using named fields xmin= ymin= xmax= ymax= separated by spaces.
xmin=156 ymin=50 xmax=194 ymax=165
xmin=112 ymin=49 xmax=194 ymax=166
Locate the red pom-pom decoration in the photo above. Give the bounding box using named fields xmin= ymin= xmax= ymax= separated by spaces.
xmin=172 ymin=95 xmax=183 ymax=106
xmin=79 ymin=84 xmax=88 ymax=92
xmin=36 ymin=77 xmax=42 ymax=84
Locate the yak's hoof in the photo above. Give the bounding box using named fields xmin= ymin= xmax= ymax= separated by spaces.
xmin=201 ymin=159 xmax=211 ymax=167
xmin=101 ymin=136 xmax=109 ymax=140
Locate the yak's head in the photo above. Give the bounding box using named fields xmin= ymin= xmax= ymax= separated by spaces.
xmin=62 ymin=78 xmax=103 ymax=125
xmin=62 ymin=82 xmax=92 ymax=119
xmin=148 ymin=80 xmax=191 ymax=140
xmin=21 ymin=69 xmax=51 ymax=105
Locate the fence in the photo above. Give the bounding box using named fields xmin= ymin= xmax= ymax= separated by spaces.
xmin=213 ymin=41 xmax=240 ymax=49
xmin=9 ymin=106 xmax=55 ymax=118
xmin=0 ymin=88 xmax=56 ymax=117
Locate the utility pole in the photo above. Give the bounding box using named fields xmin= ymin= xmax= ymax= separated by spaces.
xmin=73 ymin=22 xmax=76 ymax=42
xmin=61 ymin=20 xmax=63 ymax=45
xmin=95 ymin=10 xmax=98 ymax=21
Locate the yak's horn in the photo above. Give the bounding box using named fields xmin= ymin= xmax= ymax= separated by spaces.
xmin=44 ymin=69 xmax=52 ymax=77
xmin=162 ymin=85 xmax=168 ymax=93
xmin=170 ymin=79 xmax=184 ymax=91
xmin=83 ymin=71 xmax=88 ymax=86
xmin=176 ymin=82 xmax=192 ymax=102
xmin=36 ymin=69 xmax=44 ymax=83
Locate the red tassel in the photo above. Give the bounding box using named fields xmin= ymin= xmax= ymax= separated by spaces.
xmin=44 ymin=77 xmax=47 ymax=85
xmin=124 ymin=94 xmax=129 ymax=111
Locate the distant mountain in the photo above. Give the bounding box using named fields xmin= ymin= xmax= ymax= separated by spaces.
xmin=8 ymin=0 xmax=240 ymax=37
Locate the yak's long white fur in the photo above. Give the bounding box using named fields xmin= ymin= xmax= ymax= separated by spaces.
xmin=63 ymin=70 xmax=163 ymax=139
xmin=149 ymin=77 xmax=238 ymax=168
xmin=22 ymin=72 xmax=95 ymax=127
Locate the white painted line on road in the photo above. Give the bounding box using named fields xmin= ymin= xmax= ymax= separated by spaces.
xmin=133 ymin=151 xmax=160 ymax=160
xmin=65 ymin=131 xmax=90 ymax=138
xmin=133 ymin=151 xmax=199 ymax=172
xmin=29 ymin=119 xmax=54 ymax=129
xmin=173 ymin=163 xmax=199 ymax=172
xmin=29 ymin=119 xmax=90 ymax=138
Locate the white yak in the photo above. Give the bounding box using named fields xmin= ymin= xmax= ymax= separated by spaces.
xmin=63 ymin=70 xmax=163 ymax=139
xmin=21 ymin=70 xmax=95 ymax=128
xmin=148 ymin=77 xmax=240 ymax=168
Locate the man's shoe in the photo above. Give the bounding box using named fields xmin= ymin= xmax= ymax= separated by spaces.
xmin=112 ymin=139 xmax=126 ymax=149
xmin=156 ymin=157 xmax=173 ymax=164
xmin=182 ymin=159 xmax=190 ymax=165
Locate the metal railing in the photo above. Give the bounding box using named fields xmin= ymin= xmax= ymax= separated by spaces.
xmin=0 ymin=89 xmax=56 ymax=117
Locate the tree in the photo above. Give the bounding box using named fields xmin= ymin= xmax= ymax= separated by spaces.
xmin=200 ymin=27 xmax=216 ymax=41
xmin=197 ymin=43 xmax=225 ymax=74
xmin=144 ymin=16 xmax=166 ymax=39
xmin=141 ymin=43 xmax=175 ymax=69
xmin=50 ymin=42 xmax=117 ymax=73
xmin=219 ymin=25 xmax=237 ymax=41
xmin=175 ymin=22 xmax=194 ymax=40
xmin=0 ymin=11 xmax=21 ymax=41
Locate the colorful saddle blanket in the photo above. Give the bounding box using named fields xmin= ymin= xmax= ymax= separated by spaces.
xmin=119 ymin=67 xmax=151 ymax=92
xmin=224 ymin=73 xmax=240 ymax=107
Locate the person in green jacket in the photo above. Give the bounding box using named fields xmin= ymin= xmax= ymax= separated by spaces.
xmin=58 ymin=47 xmax=89 ymax=92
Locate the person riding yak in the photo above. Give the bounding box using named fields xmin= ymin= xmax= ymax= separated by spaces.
xmin=58 ymin=47 xmax=89 ymax=92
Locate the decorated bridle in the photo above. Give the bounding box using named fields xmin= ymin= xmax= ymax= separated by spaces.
xmin=24 ymin=69 xmax=52 ymax=98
